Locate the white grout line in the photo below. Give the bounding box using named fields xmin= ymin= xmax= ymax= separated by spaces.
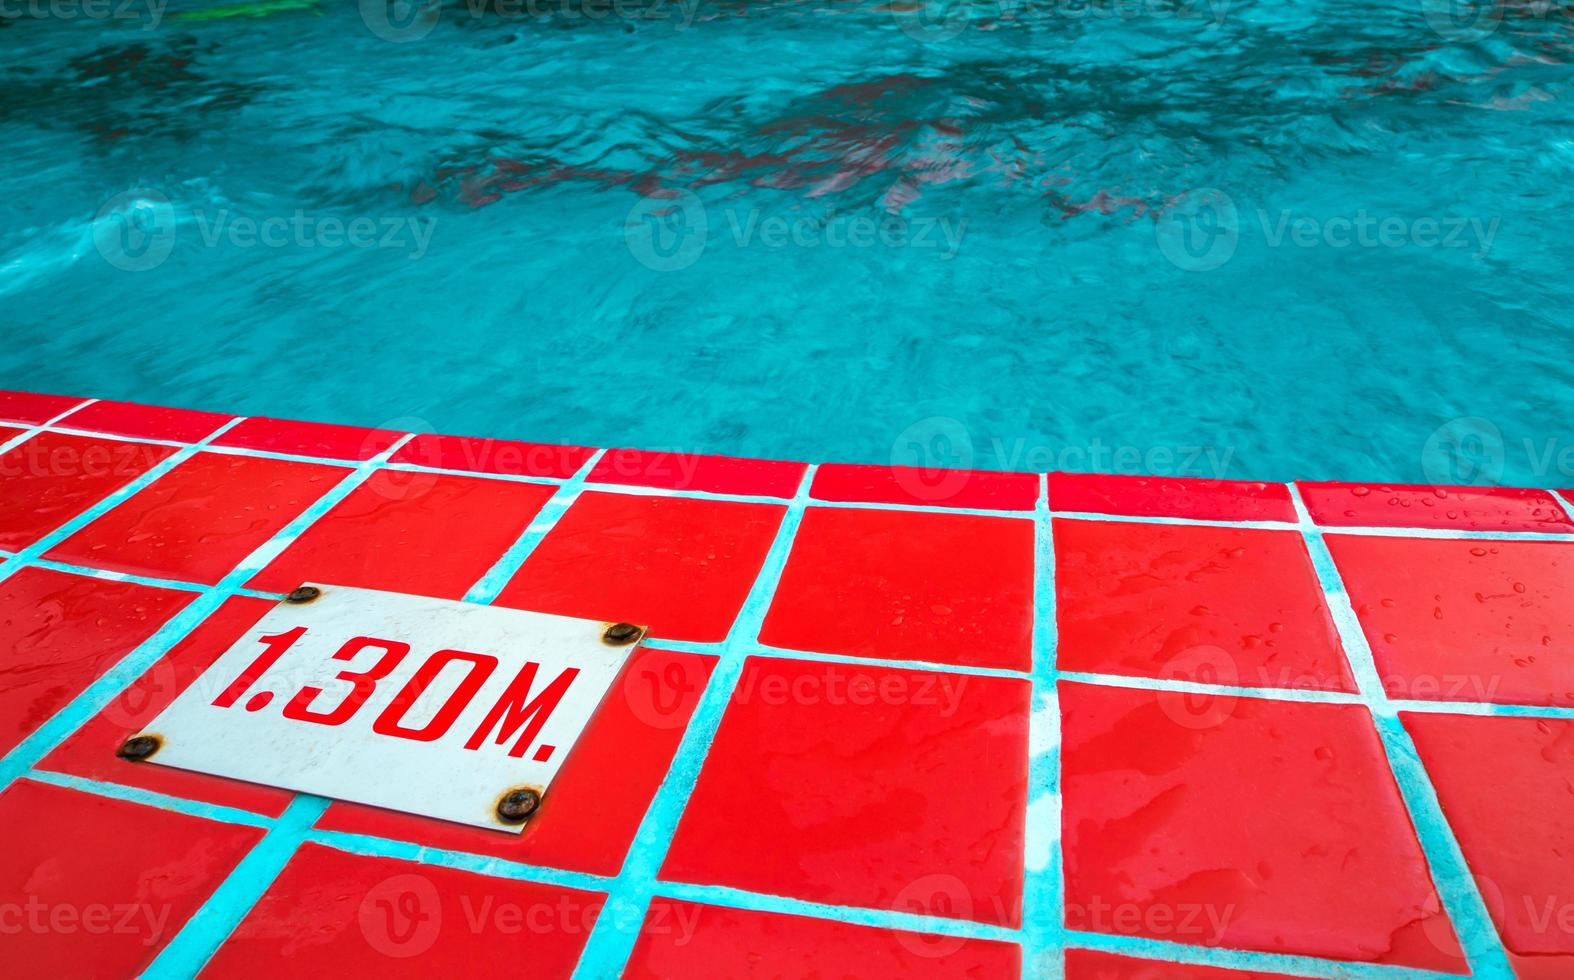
xmin=568 ymin=464 xmax=818 ymax=979
xmin=16 ymin=418 xmax=1574 ymax=543
xmin=1289 ymin=484 xmax=1515 ymax=979
xmin=4 ymin=402 xmax=1571 ymax=977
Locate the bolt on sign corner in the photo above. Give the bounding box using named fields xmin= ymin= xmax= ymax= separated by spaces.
xmin=129 ymin=584 xmax=643 ymax=832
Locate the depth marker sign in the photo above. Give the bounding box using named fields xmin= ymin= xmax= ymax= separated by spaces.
xmin=128 ymin=584 xmax=642 ymax=832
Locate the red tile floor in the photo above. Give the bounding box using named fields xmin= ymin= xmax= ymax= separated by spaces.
xmin=0 ymin=391 xmax=1569 ymax=979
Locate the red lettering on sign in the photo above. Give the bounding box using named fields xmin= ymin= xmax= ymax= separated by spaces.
xmin=373 ymin=649 xmax=498 ymax=742
xmin=464 ymin=661 xmax=579 ymax=758
xmin=212 ymin=627 xmax=305 ymax=709
xmin=282 ymin=636 xmax=410 ymax=727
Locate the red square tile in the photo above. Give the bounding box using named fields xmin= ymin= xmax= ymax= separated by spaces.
xmin=1054 ymin=519 xmax=1353 ymax=692
xmin=811 ymin=462 xmax=1040 ymax=511
xmin=1065 ymin=948 xmax=1300 ymax=979
xmin=759 ymin=507 xmax=1034 ymax=671
xmin=212 ymin=416 xmax=403 ymax=461
xmin=496 ymin=492 xmax=784 ymax=643
xmin=1049 ymin=473 xmax=1297 ymax=523
xmin=661 ymin=657 xmax=1029 ymax=927
xmin=39 ymin=596 xmax=294 ymax=816
xmin=63 ymin=400 xmax=235 ymax=444
xmin=0 ymin=389 xmax=85 ymax=425
xmin=1327 ymin=535 xmax=1574 ymax=707
xmin=589 ymin=448 xmax=806 ymax=498
xmin=47 ymin=453 xmax=343 ymax=584
xmin=394 ymin=432 xmax=595 ymax=480
xmin=1301 ymin=482 xmax=1573 ymax=533
xmin=0 ymin=778 xmax=263 ymax=977
xmin=315 ymin=646 xmax=714 ymax=876
xmin=1061 ymin=681 xmax=1462 ymax=972
xmin=0 ymin=568 xmax=191 ymax=756
xmin=625 ymin=898 xmax=1022 ymax=978
xmin=1403 ymin=712 xmax=1574 ymax=979
xmin=248 ymin=470 xmax=555 ymax=599
xmin=200 ymin=843 xmax=599 ymax=977
xmin=0 ymin=431 xmax=177 ymax=550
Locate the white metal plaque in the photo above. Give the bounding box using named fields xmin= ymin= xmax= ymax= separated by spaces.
xmin=134 ymin=584 xmax=641 ymax=832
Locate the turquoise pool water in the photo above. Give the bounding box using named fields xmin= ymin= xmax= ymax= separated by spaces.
xmin=3 ymin=0 xmax=1571 ymax=485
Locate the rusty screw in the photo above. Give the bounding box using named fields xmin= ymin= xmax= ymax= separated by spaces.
xmin=285 ymin=586 xmax=321 ymax=604
xmin=603 ymin=622 xmax=642 ymax=645
xmin=117 ymin=734 xmax=162 ymax=762
xmin=496 ymin=788 xmax=541 ymax=824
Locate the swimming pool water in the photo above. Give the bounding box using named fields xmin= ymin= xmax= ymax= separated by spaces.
xmin=3 ymin=0 xmax=1571 ymax=486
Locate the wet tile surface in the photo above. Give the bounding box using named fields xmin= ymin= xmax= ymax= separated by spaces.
xmin=760 ymin=506 xmax=1034 ymax=670
xmin=0 ymin=431 xmax=177 ymax=550
xmin=625 ymin=898 xmax=1022 ymax=978
xmin=314 ymin=646 xmax=714 ymax=877
xmin=0 ymin=390 xmax=83 ymax=425
xmin=661 ymin=657 xmax=1028 ymax=927
xmin=1404 ymin=712 xmax=1574 ymax=978
xmin=812 ymin=462 xmax=1040 ymax=511
xmin=8 ymin=391 xmax=1574 ymax=978
xmin=211 ymin=416 xmax=404 ymax=461
xmin=1049 ymin=474 xmax=1297 ymax=523
xmin=39 ymin=596 xmax=295 ymax=816
xmin=0 ymin=568 xmax=191 ymax=756
xmin=248 ymin=469 xmax=555 ymax=599
xmin=47 ymin=452 xmax=342 ymax=584
xmin=1064 ymin=948 xmax=1301 ymax=979
xmin=1055 ymin=519 xmax=1353 ymax=692
xmin=496 ymin=491 xmax=785 ymax=643
xmin=0 ymin=778 xmax=262 ymax=978
xmin=200 ymin=843 xmax=599 ymax=978
xmin=63 ymin=400 xmax=234 ymax=443
xmin=1060 ymin=681 xmax=1462 ymax=972
xmin=1301 ymin=482 xmax=1574 ymax=532
xmin=1328 ymin=535 xmax=1574 ymax=706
